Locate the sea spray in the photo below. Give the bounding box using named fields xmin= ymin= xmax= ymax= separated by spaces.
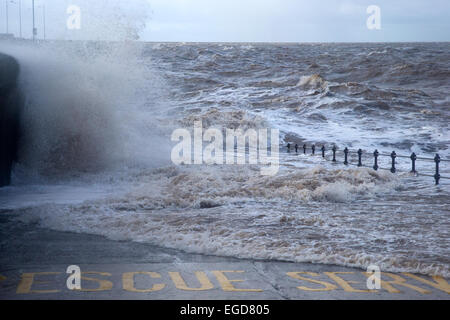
xmin=1 ymin=41 xmax=172 ymax=182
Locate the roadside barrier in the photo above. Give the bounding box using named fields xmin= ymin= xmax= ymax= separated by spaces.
xmin=286 ymin=143 xmax=449 ymax=185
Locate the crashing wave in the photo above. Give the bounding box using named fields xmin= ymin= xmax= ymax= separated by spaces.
xmin=297 ymin=74 xmax=329 ymax=91
xmin=179 ymin=107 xmax=268 ymax=131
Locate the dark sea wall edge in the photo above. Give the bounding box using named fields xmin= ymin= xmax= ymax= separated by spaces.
xmin=0 ymin=53 xmax=21 ymax=187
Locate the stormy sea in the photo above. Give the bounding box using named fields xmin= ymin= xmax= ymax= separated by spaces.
xmin=0 ymin=41 xmax=449 ymax=277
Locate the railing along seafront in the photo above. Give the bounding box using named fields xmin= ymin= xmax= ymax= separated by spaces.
xmin=286 ymin=143 xmax=450 ymax=185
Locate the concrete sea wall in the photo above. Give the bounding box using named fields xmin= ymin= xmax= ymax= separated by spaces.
xmin=0 ymin=53 xmax=21 ymax=187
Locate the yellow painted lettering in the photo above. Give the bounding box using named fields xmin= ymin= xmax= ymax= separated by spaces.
xmin=16 ymin=272 xmax=61 ymax=294
xmin=212 ymin=271 xmax=262 ymax=292
xmin=361 ymin=272 xmax=431 ymax=294
xmin=287 ymin=272 xmax=337 ymax=291
xmin=402 ymin=273 xmax=449 ymax=294
xmin=122 ymin=272 xmax=165 ymax=293
xmin=168 ymin=271 xmax=214 ymax=291
xmin=324 ymin=272 xmax=371 ymax=293
xmin=79 ymin=272 xmax=113 ymax=292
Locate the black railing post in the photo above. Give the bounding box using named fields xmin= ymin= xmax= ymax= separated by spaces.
xmin=303 ymin=144 xmax=307 ymax=154
xmin=410 ymin=153 xmax=417 ymax=174
xmin=332 ymin=146 xmax=337 ymax=162
xmin=357 ymin=149 xmax=363 ymax=167
xmin=390 ymin=151 xmax=397 ymax=173
xmin=434 ymin=154 xmax=441 ymax=185
xmin=373 ymin=150 xmax=379 ymax=171
xmin=321 ymin=146 xmax=325 ymax=158
xmin=312 ymin=145 xmax=315 ymax=156
xmin=344 ymin=148 xmax=349 ymax=165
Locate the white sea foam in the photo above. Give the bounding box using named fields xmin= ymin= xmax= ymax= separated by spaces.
xmin=297 ymin=74 xmax=328 ymax=90
xmin=1 ymin=42 xmax=448 ymax=279
xmin=14 ymin=164 xmax=449 ymax=278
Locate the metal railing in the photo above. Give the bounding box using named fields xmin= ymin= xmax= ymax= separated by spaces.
xmin=286 ymin=143 xmax=450 ymax=185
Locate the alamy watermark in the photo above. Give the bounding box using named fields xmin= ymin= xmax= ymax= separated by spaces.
xmin=67 ymin=5 xmax=81 ymax=30
xmin=367 ymin=5 xmax=381 ymax=30
xmin=366 ymin=265 xmax=381 ymax=290
xmin=65 ymin=4 xmax=380 ymax=34
xmin=171 ymin=121 xmax=280 ymax=176
xmin=66 ymin=265 xmax=81 ymax=290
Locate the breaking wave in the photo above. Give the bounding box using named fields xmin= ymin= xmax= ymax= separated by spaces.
xmin=14 ymin=164 xmax=448 ymax=277
xmin=1 ymin=42 xmax=449 ymax=279
xmin=1 ymin=42 xmax=171 ymax=182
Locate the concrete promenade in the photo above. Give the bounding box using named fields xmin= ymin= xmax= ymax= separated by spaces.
xmin=0 ymin=214 xmax=448 ymax=300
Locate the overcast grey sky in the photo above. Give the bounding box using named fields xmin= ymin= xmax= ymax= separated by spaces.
xmin=2 ymin=0 xmax=449 ymax=42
